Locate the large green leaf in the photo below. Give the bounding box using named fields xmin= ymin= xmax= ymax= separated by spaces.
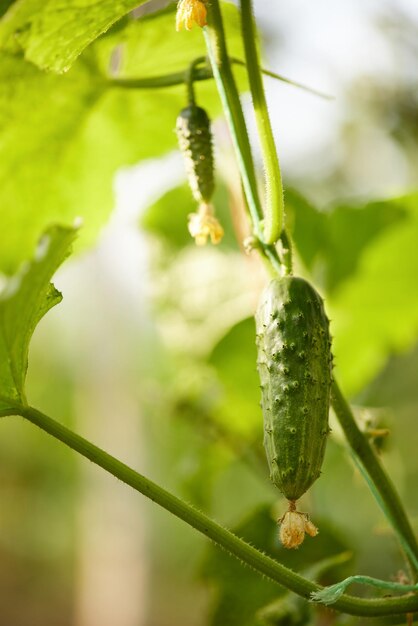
xmin=287 ymin=189 xmax=406 ymax=294
xmin=0 ymin=5 xmax=244 ymax=273
xmin=0 ymin=224 xmax=76 ymax=414
xmin=0 ymin=1 xmax=245 ymax=74
xmin=288 ymin=190 xmax=418 ymax=393
xmin=0 ymin=0 xmax=149 ymax=72
xmin=328 ymin=194 xmax=418 ymax=393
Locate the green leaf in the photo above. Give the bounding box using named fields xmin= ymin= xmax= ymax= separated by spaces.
xmin=209 ymin=318 xmax=260 ymax=438
xmin=0 ymin=5 xmax=244 ymax=273
xmin=257 ymin=552 xmax=351 ymax=626
xmin=0 ymin=224 xmax=77 ymax=414
xmin=328 ymin=193 xmax=418 ymax=393
xmin=359 ymin=342 xmax=418 ymax=409
xmin=0 ymin=0 xmax=149 ymax=73
xmin=0 ymin=1 xmax=245 ymax=75
xmin=287 ymin=189 xmax=406 ymax=294
xmin=288 ymin=189 xmax=417 ymax=393
xmin=0 ymin=0 xmax=15 ymax=18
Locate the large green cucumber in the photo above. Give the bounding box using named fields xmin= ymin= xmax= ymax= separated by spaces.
xmin=256 ymin=277 xmax=332 ymax=502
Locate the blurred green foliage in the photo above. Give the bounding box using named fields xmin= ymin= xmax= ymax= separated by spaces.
xmin=0 ymin=1 xmax=417 ymax=625
xmin=0 ymin=3 xmax=244 ymax=273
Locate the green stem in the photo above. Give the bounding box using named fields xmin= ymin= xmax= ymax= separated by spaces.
xmin=232 ymin=59 xmax=334 ymax=101
xmin=331 ymin=381 xmax=418 ymax=576
xmin=185 ymin=56 xmax=208 ymax=105
xmin=279 ymin=229 xmax=293 ymax=275
xmin=12 ymin=405 xmax=418 ymax=617
xmin=203 ymin=0 xmax=264 ymax=239
xmin=107 ymin=66 xmax=213 ymax=90
xmin=240 ymin=0 xmax=284 ymax=244
xmin=107 ymin=62 xmax=332 ymax=99
xmin=312 ymin=575 xmax=418 ymax=606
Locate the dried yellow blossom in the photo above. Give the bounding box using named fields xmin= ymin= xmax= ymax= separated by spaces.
xmin=304 ymin=518 xmax=319 ymax=538
xmin=279 ymin=504 xmax=319 ymax=549
xmin=188 ymin=203 xmax=224 ymax=246
xmin=176 ymin=0 xmax=207 ymax=31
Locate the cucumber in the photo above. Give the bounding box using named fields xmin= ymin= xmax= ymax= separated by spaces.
xmin=176 ymin=105 xmax=215 ymax=205
xmin=256 ymin=277 xmax=333 ymax=547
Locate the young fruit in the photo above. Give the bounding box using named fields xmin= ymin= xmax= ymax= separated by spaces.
xmin=176 ymin=104 xmax=215 ymax=205
xmin=255 ymin=276 xmax=333 ymax=547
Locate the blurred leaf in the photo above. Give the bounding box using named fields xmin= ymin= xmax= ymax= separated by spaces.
xmin=102 ymin=4 xmax=245 ymax=81
xmin=0 ymin=0 xmax=149 ymax=72
xmin=329 ymin=193 xmax=418 ymax=393
xmin=257 ymin=594 xmax=312 ymax=626
xmin=141 ymin=182 xmax=239 ymax=251
xmin=0 ymin=1 xmax=244 ymax=74
xmin=287 ymin=188 xmax=406 ymax=294
xmin=0 ymin=224 xmax=76 ymax=414
xmin=0 ymin=0 xmax=14 ymax=18
xmin=257 ymin=552 xmax=352 ymax=626
xmin=359 ymin=342 xmax=418 ymax=409
xmin=288 ymin=189 xmax=418 ymax=393
xmin=0 ymin=5 xmax=245 ymax=273
xmin=201 ymin=505 xmax=350 ymax=626
xmin=209 ymin=318 xmax=260 ymax=437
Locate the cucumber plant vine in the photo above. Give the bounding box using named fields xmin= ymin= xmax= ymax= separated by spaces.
xmin=1 ymin=0 xmax=417 ymax=621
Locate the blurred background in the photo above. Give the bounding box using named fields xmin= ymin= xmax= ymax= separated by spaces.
xmin=0 ymin=0 xmax=418 ymax=624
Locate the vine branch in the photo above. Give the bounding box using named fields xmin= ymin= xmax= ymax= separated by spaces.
xmin=9 ymin=404 xmax=418 ymax=617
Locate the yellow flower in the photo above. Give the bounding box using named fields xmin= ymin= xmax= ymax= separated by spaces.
xmin=176 ymin=0 xmax=207 ymax=31
xmin=279 ymin=506 xmax=318 ymax=549
xmin=188 ymin=203 xmax=224 ymax=246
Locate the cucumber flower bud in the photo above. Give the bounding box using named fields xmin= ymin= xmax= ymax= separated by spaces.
xmin=188 ymin=203 xmax=224 ymax=246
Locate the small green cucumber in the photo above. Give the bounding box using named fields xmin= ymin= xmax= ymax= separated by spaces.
xmin=256 ymin=276 xmax=332 ymax=503
xmin=176 ymin=104 xmax=215 ymax=204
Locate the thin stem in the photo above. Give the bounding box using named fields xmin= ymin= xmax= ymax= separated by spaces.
xmin=107 ymin=61 xmax=332 ymax=99
xmin=107 ymin=66 xmax=213 ymax=90
xmin=232 ymin=59 xmax=334 ymax=101
xmin=185 ymin=56 xmax=207 ymax=105
xmin=203 ymin=0 xmax=264 ymax=239
xmin=12 ymin=405 xmax=418 ymax=617
xmin=312 ymin=575 xmax=418 ymax=606
xmin=240 ymin=0 xmax=284 ymax=244
xmin=279 ymin=229 xmax=293 ymax=275
xmin=331 ymin=381 xmax=418 ymax=576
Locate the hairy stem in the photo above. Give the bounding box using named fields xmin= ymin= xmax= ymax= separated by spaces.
xmin=279 ymin=229 xmax=293 ymax=275
xmin=11 ymin=405 xmax=418 ymax=617
xmin=185 ymin=56 xmax=207 ymax=105
xmin=331 ymin=381 xmax=418 ymax=576
xmin=203 ymin=0 xmax=264 ymax=237
xmin=240 ymin=0 xmax=284 ymax=244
